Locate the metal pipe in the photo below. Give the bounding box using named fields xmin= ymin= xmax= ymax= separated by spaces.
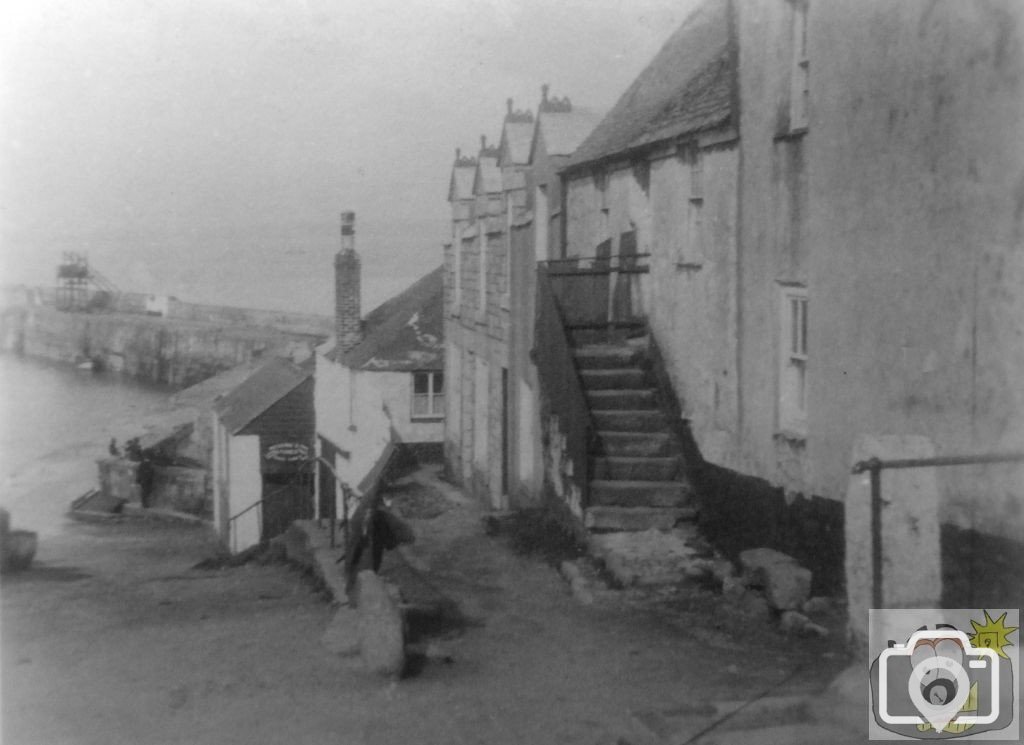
xmin=852 ymin=451 xmax=1024 ymax=474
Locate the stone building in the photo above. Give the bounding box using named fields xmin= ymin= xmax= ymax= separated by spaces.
xmin=541 ymin=0 xmax=1023 ymax=605
xmin=444 ymin=91 xmax=601 ymax=510
xmin=316 ymin=213 xmax=444 ymax=520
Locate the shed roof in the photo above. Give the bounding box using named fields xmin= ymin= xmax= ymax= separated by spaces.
xmin=564 ymin=0 xmax=734 ymax=172
xmin=214 ymin=357 xmax=312 ymax=435
xmin=326 ymin=266 xmax=445 ymax=372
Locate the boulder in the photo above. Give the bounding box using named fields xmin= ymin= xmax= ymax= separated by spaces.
xmin=739 ymin=548 xmax=812 ymax=611
xmin=356 ymin=571 xmax=405 ymax=677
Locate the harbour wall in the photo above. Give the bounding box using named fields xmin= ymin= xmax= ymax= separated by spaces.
xmin=0 ymin=299 xmax=331 ymax=388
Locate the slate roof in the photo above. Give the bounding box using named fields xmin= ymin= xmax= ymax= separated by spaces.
xmin=499 ymin=120 xmax=535 ymax=167
xmin=327 ymin=266 xmax=445 ymax=372
xmin=536 ymin=107 xmax=605 ymax=158
xmin=473 ymin=153 xmax=502 ymax=195
xmin=564 ymin=0 xmax=734 ymax=172
xmin=214 ymin=357 xmax=312 ymax=435
xmin=449 ymin=165 xmax=476 ymax=202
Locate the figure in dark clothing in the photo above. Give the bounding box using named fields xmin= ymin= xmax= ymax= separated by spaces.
xmin=124 ymin=438 xmax=143 ymax=462
xmin=108 ymin=438 xmax=120 ymax=457
xmin=339 ymin=493 xmax=415 ymax=603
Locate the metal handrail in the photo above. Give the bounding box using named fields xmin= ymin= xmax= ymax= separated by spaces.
xmin=852 ymin=449 xmax=1024 ymax=608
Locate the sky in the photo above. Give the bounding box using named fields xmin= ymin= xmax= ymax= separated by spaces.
xmin=0 ymin=0 xmax=698 ymax=312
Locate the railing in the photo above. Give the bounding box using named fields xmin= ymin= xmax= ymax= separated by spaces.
xmin=534 ymin=264 xmax=596 ymax=512
xmin=851 ymin=450 xmax=1024 ymax=608
xmin=227 ymin=498 xmax=263 ymax=554
xmin=540 ymin=251 xmax=650 ymax=333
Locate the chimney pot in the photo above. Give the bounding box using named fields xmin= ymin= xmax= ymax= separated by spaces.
xmin=480 ymin=134 xmax=487 ymax=150
xmin=507 ymin=97 xmax=513 ymax=115
xmin=542 ymin=83 xmax=549 ymax=102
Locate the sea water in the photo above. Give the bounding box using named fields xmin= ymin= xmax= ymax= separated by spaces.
xmin=0 ymin=355 xmax=175 ymax=537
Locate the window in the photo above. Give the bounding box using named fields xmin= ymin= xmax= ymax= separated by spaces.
xmin=789 ymin=2 xmax=809 ymax=132
xmin=778 ymin=285 xmax=808 ymax=435
xmin=412 ymin=371 xmax=445 ymax=420
xmin=679 ymin=149 xmax=704 ymax=268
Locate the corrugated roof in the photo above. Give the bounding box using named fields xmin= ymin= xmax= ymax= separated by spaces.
xmin=564 ymin=0 xmax=734 ymax=171
xmin=214 ymin=357 xmax=312 ymax=435
xmin=473 ymin=154 xmax=502 ymax=195
xmin=499 ymin=120 xmax=535 ymax=166
xmin=537 ymin=107 xmax=605 ymax=157
xmin=329 ymin=266 xmax=445 ymax=372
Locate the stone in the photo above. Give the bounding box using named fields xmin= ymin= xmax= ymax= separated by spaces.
xmin=731 ymin=591 xmax=772 ymax=623
xmin=780 ymin=610 xmax=830 ymax=637
xmin=721 ymin=574 xmax=747 ymax=599
xmin=739 ymin=547 xmax=812 ymax=611
xmin=356 ymin=571 xmax=405 ymax=677
xmin=570 ymin=577 xmax=595 ymax=605
xmin=321 ymin=606 xmax=360 ymax=656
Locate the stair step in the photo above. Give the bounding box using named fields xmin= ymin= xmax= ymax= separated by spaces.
xmin=592 ymin=456 xmax=680 ymax=481
xmin=584 ymin=506 xmax=696 ymax=532
xmin=596 ymin=431 xmax=675 ymax=457
xmin=586 ymin=388 xmax=658 ymax=410
xmin=592 ymin=409 xmax=668 ymax=432
xmin=580 ymin=368 xmax=648 ymax=390
xmin=573 ymin=344 xmax=645 ymax=370
xmin=590 ymin=480 xmax=693 ymax=508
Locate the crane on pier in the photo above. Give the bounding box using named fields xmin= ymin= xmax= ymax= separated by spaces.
xmin=56 ymin=253 xmax=120 ymax=311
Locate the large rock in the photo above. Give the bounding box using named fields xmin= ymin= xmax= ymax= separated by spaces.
xmin=356 ymin=571 xmax=405 ymax=677
xmin=739 ymin=548 xmax=812 ymax=611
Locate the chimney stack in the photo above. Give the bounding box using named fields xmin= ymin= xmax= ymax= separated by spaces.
xmin=334 ymin=211 xmax=362 ymax=354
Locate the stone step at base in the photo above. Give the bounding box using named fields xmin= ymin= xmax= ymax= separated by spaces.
xmin=592 ymin=409 xmax=669 ymax=432
xmin=584 ymin=506 xmax=696 ymax=532
xmin=586 ymin=388 xmax=659 ymax=410
xmin=592 ymin=456 xmax=680 ymax=481
xmin=596 ymin=431 xmax=675 ymax=457
xmin=581 ymin=367 xmax=649 ymax=390
xmin=590 ymin=479 xmax=694 ymax=508
xmin=588 ymin=524 xmax=704 ymax=585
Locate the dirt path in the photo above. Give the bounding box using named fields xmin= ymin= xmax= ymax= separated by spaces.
xmin=3 ymin=479 xmax=852 ymax=745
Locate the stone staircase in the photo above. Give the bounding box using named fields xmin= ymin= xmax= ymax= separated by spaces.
xmin=573 ymin=337 xmax=697 ymax=533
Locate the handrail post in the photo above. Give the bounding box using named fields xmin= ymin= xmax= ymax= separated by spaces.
xmin=868 ymin=457 xmax=883 ymax=609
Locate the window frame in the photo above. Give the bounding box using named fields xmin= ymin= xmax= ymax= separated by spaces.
xmin=777 ymin=283 xmax=808 ymax=437
xmin=411 ymin=370 xmax=445 ymax=421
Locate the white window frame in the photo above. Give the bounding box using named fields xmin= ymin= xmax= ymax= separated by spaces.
xmin=411 ymin=371 xmax=445 ymax=420
xmin=790 ymin=2 xmax=810 ymax=132
xmin=777 ymin=284 xmax=808 ymax=436
xmin=678 ymin=148 xmax=704 ymax=268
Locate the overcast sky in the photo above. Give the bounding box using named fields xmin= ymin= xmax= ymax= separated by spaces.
xmin=0 ymin=0 xmax=698 ymax=308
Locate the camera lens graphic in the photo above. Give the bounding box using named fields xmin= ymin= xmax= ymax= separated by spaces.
xmin=907 ymin=656 xmax=972 ymax=730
